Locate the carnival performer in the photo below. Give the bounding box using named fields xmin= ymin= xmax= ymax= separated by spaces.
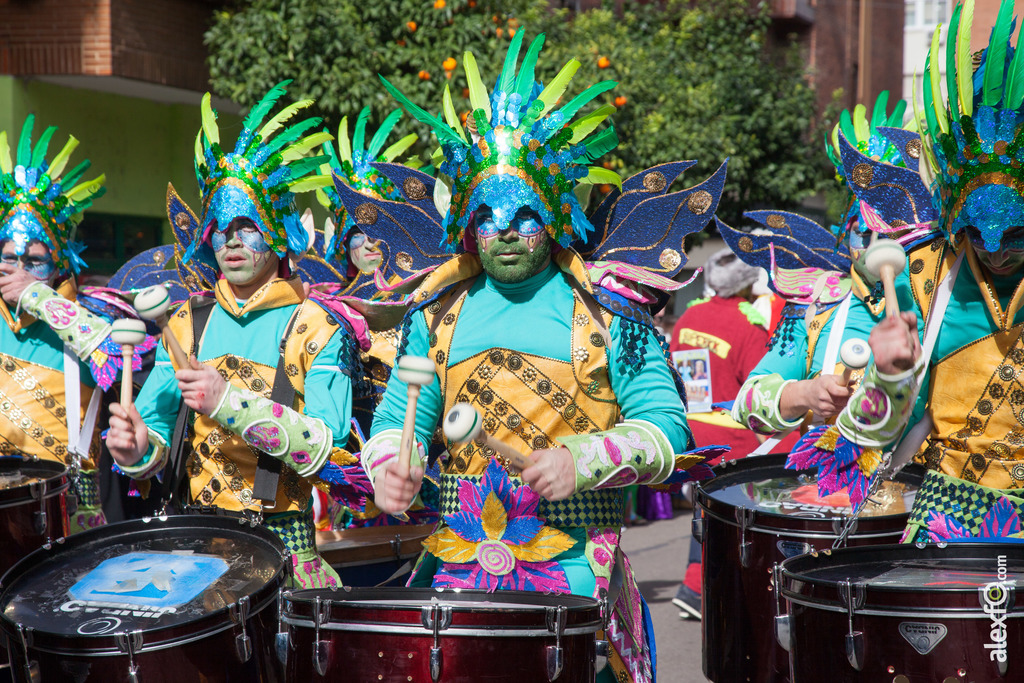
xmin=347 ymin=33 xmax=726 ymax=683
xmin=0 ymin=115 xmax=156 ymax=534
xmin=105 ymin=82 xmax=369 ymax=587
xmin=798 ymin=0 xmax=1024 ymax=542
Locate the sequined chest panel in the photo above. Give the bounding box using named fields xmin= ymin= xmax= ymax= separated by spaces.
xmin=424 ymin=284 xmax=620 ymax=475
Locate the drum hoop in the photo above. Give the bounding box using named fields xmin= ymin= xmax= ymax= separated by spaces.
xmin=781 ymin=592 xmax=1024 ymax=619
xmin=0 ymin=478 xmax=69 ymax=508
xmin=279 ymin=615 xmax=603 ymax=637
xmin=696 ymin=504 xmax=905 ymax=539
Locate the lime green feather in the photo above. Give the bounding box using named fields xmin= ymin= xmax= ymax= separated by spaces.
xmin=983 ymin=0 xmax=1014 ymax=106
xmin=258 ymin=99 xmax=314 ymax=142
xmin=515 ymin=34 xmax=546 ymax=99
xmin=368 ymin=109 xmax=403 ymax=158
xmin=30 ymin=126 xmax=56 ymax=170
xmin=337 ymin=116 xmax=352 ymax=164
xmin=378 ymin=75 xmax=467 ymax=147
xmin=0 ymin=132 xmax=11 ymax=175
xmin=852 ymin=104 xmax=869 ymax=143
xmin=928 ymin=26 xmax=949 ymax=134
xmin=242 ymin=80 xmax=290 ymax=133
xmin=194 ymin=130 xmax=205 ymax=168
xmin=580 ymin=166 xmax=622 ymax=190
xmin=66 ymin=174 xmax=105 ymax=202
xmin=280 ymin=132 xmax=334 ymax=162
xmin=46 ymin=135 xmax=79 ymax=179
xmin=956 ymin=0 xmax=975 ymax=117
xmin=200 ymin=93 xmax=220 ymax=147
xmin=537 ymin=59 xmax=581 ymax=118
xmin=287 ymin=174 xmax=333 ymax=193
xmin=499 ymin=29 xmax=525 ymax=96
xmin=314 ymin=187 xmax=331 ymax=209
xmin=16 ymin=115 xmax=34 ymax=168
xmin=569 ymin=104 xmax=616 ymax=143
xmin=463 ymin=52 xmax=492 ymax=122
xmin=381 ymin=133 xmax=418 ymax=162
xmin=442 ymin=85 xmax=468 ymax=143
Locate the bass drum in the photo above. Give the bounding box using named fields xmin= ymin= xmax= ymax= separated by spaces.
xmin=780 ymin=542 xmax=1024 ymax=682
xmin=0 ymin=515 xmax=287 ymax=682
xmin=0 ymin=455 xmax=69 ymax=577
xmin=695 ymin=454 xmax=923 ymax=683
xmin=279 ymin=587 xmax=605 ymax=682
xmin=315 ymin=524 xmax=433 ymax=587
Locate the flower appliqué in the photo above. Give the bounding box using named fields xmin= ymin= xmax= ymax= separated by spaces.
xmin=927 ymin=496 xmax=1024 ymax=542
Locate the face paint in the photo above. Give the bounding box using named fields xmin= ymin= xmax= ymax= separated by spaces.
xmin=475 ymin=205 xmax=552 ymax=283
xmin=1 ymin=240 xmax=56 ymax=280
xmin=213 ymin=218 xmax=279 ymax=294
xmin=965 ymin=225 xmax=1024 ymax=276
xmin=475 ymin=206 xmax=546 ymax=240
xmin=347 ymin=231 xmax=383 ymax=274
xmin=210 ymin=221 xmax=271 ymax=253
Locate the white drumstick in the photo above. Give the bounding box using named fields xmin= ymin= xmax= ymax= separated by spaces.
xmin=395 ymin=355 xmax=435 ymax=474
xmin=863 ymin=238 xmax=906 ymax=319
xmin=134 ymin=284 xmax=189 ymax=368
xmin=443 ymin=403 xmax=533 ymax=472
xmin=110 ymin=319 xmax=148 ymax=407
xmin=838 ymin=337 xmax=870 ymax=386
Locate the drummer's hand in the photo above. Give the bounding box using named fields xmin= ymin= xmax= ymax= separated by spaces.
xmin=870 ymin=312 xmax=920 ymax=374
xmin=106 ymin=402 xmax=149 ymax=467
xmin=374 ymin=460 xmax=424 ymax=515
xmin=780 ymin=375 xmax=853 ymax=420
xmin=0 ymin=263 xmax=40 ymax=306
xmin=176 ymin=355 xmax=227 ymax=415
xmin=521 ymin=448 xmax=575 ymax=501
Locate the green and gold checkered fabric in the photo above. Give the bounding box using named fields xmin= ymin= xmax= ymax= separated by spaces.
xmin=72 ymin=470 xmax=102 ymax=508
xmin=440 ymin=473 xmax=623 ymax=528
xmin=908 ymin=469 xmax=1024 ymax=535
xmin=265 ymin=509 xmax=317 ymax=555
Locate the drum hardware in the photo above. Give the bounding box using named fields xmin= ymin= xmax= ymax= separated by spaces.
xmin=771 ymin=564 xmax=791 ymax=653
xmin=115 ymin=630 xmax=143 ymax=683
xmin=545 ymin=604 xmax=568 ymax=681
xmin=594 ymin=639 xmax=609 ymax=673
xmin=275 ymin=591 xmax=291 ymax=667
xmin=831 ymin=453 xmax=892 ymax=550
xmin=421 ymin=601 xmax=453 ymax=682
xmin=228 ymin=595 xmax=253 ymax=663
xmin=838 ymin=580 xmax=866 ymax=671
xmin=15 ymin=625 xmax=38 ymax=683
xmin=313 ymin=595 xmax=332 ymax=676
xmin=691 ymin=514 xmax=704 ymax=543
xmin=27 ymin=479 xmax=48 ymax=540
xmin=736 ymin=506 xmax=756 ymax=568
xmin=390 ymin=534 xmax=402 ymax=562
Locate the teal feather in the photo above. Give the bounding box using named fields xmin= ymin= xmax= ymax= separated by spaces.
xmin=923 ymin=52 xmax=941 ymax=138
xmin=242 ymin=80 xmax=291 ymax=134
xmin=378 ymin=75 xmax=467 ymax=147
xmin=888 ymin=100 xmax=907 ymax=127
xmin=322 ymin=139 xmax=341 ymax=168
xmin=499 ymin=29 xmax=525 ymax=96
xmin=367 ymin=109 xmax=402 ymax=158
xmin=946 ymin=3 xmax=962 ymax=123
xmin=259 ymin=118 xmax=322 ymax=159
xmin=581 ymin=126 xmax=618 ymax=161
xmin=61 ymin=159 xmax=91 ymax=189
xmin=30 ymin=126 xmax=57 ymax=171
xmin=871 ymin=91 xmax=889 ymax=129
xmin=352 ymin=107 xmax=371 ymax=155
xmin=283 ymin=155 xmax=330 ymax=181
xmin=1007 ymin=38 xmax=1024 ymax=108
xmin=515 ymin=34 xmax=546 ymax=99
xmin=16 ymin=115 xmax=34 ymax=168
xmin=983 ymin=0 xmax=1014 ymax=106
xmin=556 ymin=81 xmax=617 ymax=124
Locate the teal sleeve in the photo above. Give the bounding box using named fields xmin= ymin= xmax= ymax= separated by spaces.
xmin=607 ymin=317 xmax=690 ymax=453
xmin=304 ymin=329 xmax=354 ymax=448
xmin=133 ymin=344 xmax=181 ymax=448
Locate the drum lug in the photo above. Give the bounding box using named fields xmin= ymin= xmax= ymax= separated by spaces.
xmin=390 ymin=534 xmax=402 ymax=562
xmin=691 ymin=515 xmax=703 ymax=544
xmin=838 ymin=580 xmax=865 ymax=671
xmin=545 ymin=605 xmax=567 ymax=681
xmin=422 ymin=602 xmax=452 ymax=682
xmin=29 ymin=480 xmax=51 ymax=542
xmin=116 ymin=630 xmax=143 ymax=683
xmin=229 ymin=595 xmax=253 ymax=663
xmin=771 ymin=564 xmax=792 ymax=652
xmin=16 ymin=625 xmax=39 ymax=683
xmin=275 ymin=591 xmax=290 ymax=667
xmin=313 ymin=595 xmax=333 ymax=676
xmin=735 ymin=507 xmax=755 ymax=568
xmin=595 ymin=639 xmax=609 ymax=673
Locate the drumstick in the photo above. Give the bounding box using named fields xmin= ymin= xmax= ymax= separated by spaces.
xmin=109 ymin=319 xmax=148 ymax=407
xmin=394 ymin=355 xmax=435 ymax=474
xmin=443 ymin=403 xmax=533 ymax=472
xmin=863 ymin=237 xmax=906 ymax=319
xmin=838 ymin=338 xmax=870 ymax=387
xmin=133 ymin=284 xmax=189 ymax=368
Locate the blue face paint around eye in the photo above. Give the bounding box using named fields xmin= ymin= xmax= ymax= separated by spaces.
xmin=474 ymin=208 xmax=544 ymax=240
xmin=348 ymin=232 xmax=367 ymax=250
xmin=510 ymin=213 xmax=544 ymax=238
xmin=211 ymin=224 xmax=271 ymax=253
xmin=1 ymin=253 xmax=54 ymax=280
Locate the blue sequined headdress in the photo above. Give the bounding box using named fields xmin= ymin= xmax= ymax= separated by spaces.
xmin=916 ymin=0 xmax=1024 ymax=250
xmin=0 ymin=115 xmax=106 ymax=276
xmin=378 ymin=31 xmax=622 ymax=251
xmin=180 ymin=81 xmax=333 ymax=269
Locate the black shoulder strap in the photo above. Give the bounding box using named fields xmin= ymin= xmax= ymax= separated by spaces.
xmin=160 ymin=296 xmax=216 ymax=507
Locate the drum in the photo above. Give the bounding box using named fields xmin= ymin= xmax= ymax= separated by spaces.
xmin=315 ymin=524 xmax=433 ymax=587
xmin=780 ymin=542 xmax=1024 ymax=682
xmin=279 ymin=587 xmax=605 ymax=682
xmin=695 ymin=454 xmax=923 ymax=683
xmin=0 ymin=515 xmax=287 ymax=682
xmin=0 ymin=455 xmax=69 ymax=578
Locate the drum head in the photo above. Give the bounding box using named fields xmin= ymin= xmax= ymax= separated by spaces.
xmin=0 ymin=515 xmax=286 ymax=639
xmin=315 ymin=524 xmax=433 ymax=566
xmin=0 ymin=455 xmax=68 ymax=504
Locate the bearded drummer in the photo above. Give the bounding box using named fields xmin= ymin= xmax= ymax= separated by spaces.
xmin=821 ymin=0 xmax=1024 ymax=543
xmin=352 ymin=34 xmax=720 ymax=683
xmin=0 ymin=115 xmax=144 ymax=534
xmin=106 ymin=83 xmax=371 ymax=588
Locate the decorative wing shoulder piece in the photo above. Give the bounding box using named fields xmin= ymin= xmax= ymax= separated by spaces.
xmin=876 ymin=126 xmax=924 ymax=173
xmin=582 ymin=160 xmax=726 ymax=278
xmin=718 ymin=213 xmax=850 ymax=273
xmin=0 ymin=114 xmax=106 ymax=276
xmin=166 ymin=184 xmax=218 ymax=292
xmin=837 ymin=130 xmax=939 ymax=230
xmin=107 ymin=246 xmax=190 ymax=304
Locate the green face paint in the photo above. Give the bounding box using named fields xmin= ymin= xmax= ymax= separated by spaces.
xmin=214 ymin=219 xmax=279 ymax=293
xmin=476 ymin=206 xmax=552 ymax=284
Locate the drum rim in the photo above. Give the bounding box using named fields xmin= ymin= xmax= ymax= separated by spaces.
xmin=0 ymin=515 xmax=288 ymax=649
xmin=0 ymin=456 xmax=69 ymax=506
xmin=695 ymin=455 xmax=923 ymax=530
xmin=696 ymin=503 xmax=908 ymax=540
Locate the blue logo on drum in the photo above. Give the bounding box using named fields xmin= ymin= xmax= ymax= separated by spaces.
xmin=70 ymin=552 xmax=228 ymax=609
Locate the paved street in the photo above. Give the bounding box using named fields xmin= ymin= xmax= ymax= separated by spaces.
xmin=619 ymin=510 xmax=711 ymax=683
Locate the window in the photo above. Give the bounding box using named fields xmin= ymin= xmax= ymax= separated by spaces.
xmin=906 ymin=0 xmax=949 ymax=29
xmin=75 ymin=213 xmax=164 ymax=276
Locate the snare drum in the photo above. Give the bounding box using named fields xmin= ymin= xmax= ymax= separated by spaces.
xmin=0 ymin=515 xmax=287 ymax=682
xmin=314 ymin=524 xmax=433 ymax=587
xmin=695 ymin=454 xmax=923 ymax=683
xmin=0 ymin=455 xmax=69 ymax=577
xmin=279 ymin=587 xmax=604 ymax=682
xmin=780 ymin=542 xmax=1024 ymax=682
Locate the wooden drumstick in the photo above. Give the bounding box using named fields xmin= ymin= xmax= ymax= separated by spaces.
xmin=838 ymin=337 xmax=870 ymax=387
xmin=863 ymin=237 xmax=906 ymax=319
xmin=133 ymin=284 xmax=189 ymax=368
xmin=109 ymin=319 xmax=148 ymax=407
xmin=443 ymin=403 xmax=534 ymax=472
xmin=394 ymin=355 xmax=436 ymax=473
